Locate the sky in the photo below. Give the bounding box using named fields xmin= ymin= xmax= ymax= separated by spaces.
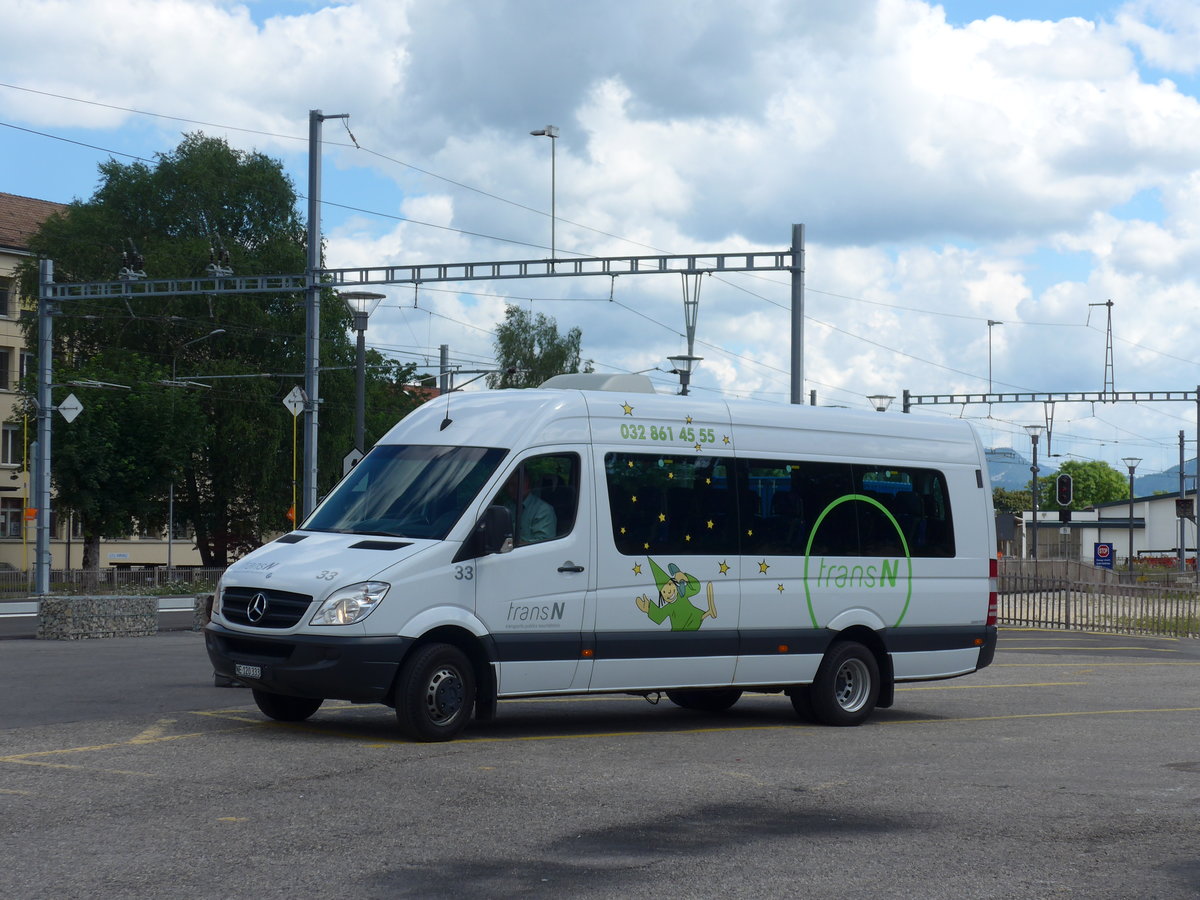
xmin=4 ymin=0 xmax=1200 ymax=478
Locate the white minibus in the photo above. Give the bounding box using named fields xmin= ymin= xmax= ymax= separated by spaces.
xmin=206 ymin=374 xmax=998 ymax=741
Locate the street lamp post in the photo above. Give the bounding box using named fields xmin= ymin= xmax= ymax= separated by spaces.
xmin=530 ymin=126 xmax=559 ymax=258
xmin=1122 ymin=457 xmax=1141 ymax=574
xmin=1025 ymin=424 xmax=1045 ymax=559
xmin=667 ymin=354 xmax=701 ymax=396
xmin=168 ymin=328 xmax=224 ymax=573
xmin=340 ymin=292 xmax=385 ymax=455
xmin=987 ymin=320 xmax=1003 ymax=393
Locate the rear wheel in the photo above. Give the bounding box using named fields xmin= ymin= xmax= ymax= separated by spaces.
xmin=252 ymin=689 xmax=323 ymax=722
xmin=808 ymin=641 xmax=880 ymax=727
xmin=665 ymin=688 xmax=743 ymax=712
xmin=394 ymin=643 xmax=476 ymax=742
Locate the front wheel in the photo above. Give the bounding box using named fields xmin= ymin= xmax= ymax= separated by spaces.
xmin=394 ymin=643 xmax=476 ymax=742
xmin=665 ymin=688 xmax=743 ymax=712
xmin=252 ymin=689 xmax=323 ymax=722
xmin=808 ymin=641 xmax=880 ymax=727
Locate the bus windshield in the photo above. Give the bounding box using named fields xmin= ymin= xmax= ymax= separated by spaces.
xmin=303 ymin=445 xmax=508 ymax=540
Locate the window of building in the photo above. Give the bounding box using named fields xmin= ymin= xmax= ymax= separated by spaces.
xmin=0 ymin=277 xmax=11 ymax=319
xmin=1 ymin=423 xmax=22 ymax=467
xmin=0 ymin=497 xmax=22 ymax=538
xmin=0 ymin=349 xmax=10 ymax=390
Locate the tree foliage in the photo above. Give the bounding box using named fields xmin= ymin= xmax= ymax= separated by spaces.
xmin=19 ymin=133 xmax=419 ymax=567
xmin=487 ymin=305 xmax=586 ymax=388
xmin=992 ymin=487 xmax=1031 ymax=514
xmin=1031 ymin=459 xmax=1129 ymax=510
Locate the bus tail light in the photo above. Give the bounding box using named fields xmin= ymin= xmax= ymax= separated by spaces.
xmin=987 ymin=557 xmax=998 ymax=627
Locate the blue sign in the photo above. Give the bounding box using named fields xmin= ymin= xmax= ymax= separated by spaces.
xmin=1094 ymin=542 xmax=1114 ymax=569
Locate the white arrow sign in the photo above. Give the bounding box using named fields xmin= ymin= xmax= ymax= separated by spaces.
xmin=57 ymin=393 xmax=83 ymax=423
xmin=283 ymin=386 xmax=305 ymax=417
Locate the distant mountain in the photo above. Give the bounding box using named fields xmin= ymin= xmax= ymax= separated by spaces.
xmin=985 ymin=447 xmax=1055 ymax=491
xmin=1134 ymin=458 xmax=1197 ymax=496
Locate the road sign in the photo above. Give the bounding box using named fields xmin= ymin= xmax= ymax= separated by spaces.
xmin=343 ymin=448 xmax=363 ymax=476
xmin=1094 ymin=542 xmax=1114 ymax=569
xmin=283 ymin=386 xmax=305 ymax=417
xmin=57 ymin=393 xmax=83 ymax=423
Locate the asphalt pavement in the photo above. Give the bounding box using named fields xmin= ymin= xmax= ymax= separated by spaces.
xmin=1 ymin=628 xmax=1198 ymax=899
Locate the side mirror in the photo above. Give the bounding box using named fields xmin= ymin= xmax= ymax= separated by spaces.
xmin=478 ymin=505 xmax=514 ymax=555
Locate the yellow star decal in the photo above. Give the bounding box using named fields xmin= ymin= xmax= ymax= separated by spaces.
xmin=758 ymin=560 xmax=770 ymax=574
xmin=746 ymin=529 xmax=754 ymax=537
xmin=684 ymin=415 xmax=693 ymax=424
xmin=627 ymin=460 xmax=634 ymax=468
xmin=685 ymin=534 xmax=692 ymax=542
xmin=643 ymin=542 xmax=650 ymax=550
xmin=694 ymin=443 xmax=702 ymax=452
xmin=718 ymin=560 xmax=730 ymax=575
xmin=667 ymin=471 xmax=674 ymax=479
xmin=722 ymin=435 xmax=731 ymax=445
xmin=706 ymin=519 xmax=714 ymax=530
xmin=658 ymin=512 xmax=666 ymax=523
xmin=621 ymin=402 xmax=634 ymax=416
xmin=777 ymin=584 xmax=785 ymax=593
xmin=631 ymin=494 xmax=638 ymax=503
xmin=620 ymin=526 xmax=627 ymax=534
xmin=632 ymin=562 xmax=642 ymax=575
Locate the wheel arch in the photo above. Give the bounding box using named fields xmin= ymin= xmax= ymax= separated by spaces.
xmin=829 ymin=624 xmax=894 ymax=709
xmin=398 ymin=624 xmax=498 ymax=721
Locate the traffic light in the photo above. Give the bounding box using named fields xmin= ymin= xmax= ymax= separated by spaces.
xmin=1056 ymin=473 xmax=1073 ymax=506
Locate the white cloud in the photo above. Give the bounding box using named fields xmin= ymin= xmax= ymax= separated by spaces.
xmin=5 ymin=0 xmax=1200 ymax=468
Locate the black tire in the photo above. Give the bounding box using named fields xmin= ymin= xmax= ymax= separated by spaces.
xmin=252 ymin=689 xmax=323 ymax=722
xmin=665 ymin=688 xmax=743 ymax=712
xmin=808 ymin=641 xmax=880 ymax=727
xmin=788 ymin=684 xmax=815 ymax=721
xmin=394 ymin=643 xmax=476 ymax=742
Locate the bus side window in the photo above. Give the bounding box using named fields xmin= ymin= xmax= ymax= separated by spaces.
xmin=493 ymin=453 xmax=580 ymax=546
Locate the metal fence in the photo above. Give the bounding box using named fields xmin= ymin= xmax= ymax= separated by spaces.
xmin=998 ymin=573 xmax=1200 ymax=638
xmin=0 ymin=567 xmax=225 ymax=599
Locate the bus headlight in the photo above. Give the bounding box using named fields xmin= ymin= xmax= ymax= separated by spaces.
xmin=310 ymin=581 xmax=390 ymax=626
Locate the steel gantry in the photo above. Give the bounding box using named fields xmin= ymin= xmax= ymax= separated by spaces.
xmin=902 ymin=387 xmax=1200 ymax=572
xmin=33 ymin=227 xmax=806 ymax=593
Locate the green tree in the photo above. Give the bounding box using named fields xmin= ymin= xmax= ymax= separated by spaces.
xmin=487 ymin=305 xmax=587 ymax=388
xmin=20 ymin=133 xmax=419 ymax=567
xmin=1032 ymin=459 xmax=1129 ymax=510
xmin=992 ymin=487 xmax=1031 ymax=514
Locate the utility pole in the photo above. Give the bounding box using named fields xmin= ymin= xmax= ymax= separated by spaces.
xmin=305 ymin=109 xmax=349 ymax=520
xmin=35 ymin=260 xmax=53 ymax=595
xmin=1089 ymin=299 xmax=1115 ymax=402
xmin=790 ymin=224 xmax=805 ymax=404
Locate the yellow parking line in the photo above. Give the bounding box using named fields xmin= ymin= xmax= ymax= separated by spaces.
xmin=999 ymin=628 xmax=1181 ymax=642
xmin=1001 ymin=646 xmax=1180 ymax=652
xmin=897 ymin=681 xmax=1086 ymax=691
xmin=0 ymin=722 xmax=260 ymax=769
xmin=995 ymin=661 xmax=1200 ymax=667
xmin=888 ymin=707 xmax=1200 ymax=725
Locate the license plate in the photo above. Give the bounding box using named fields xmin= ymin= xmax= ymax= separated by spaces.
xmin=235 ymin=663 xmax=262 ymax=679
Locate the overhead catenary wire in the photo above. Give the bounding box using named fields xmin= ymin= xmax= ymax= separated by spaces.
xmin=6 ymin=81 xmax=1200 ymax=467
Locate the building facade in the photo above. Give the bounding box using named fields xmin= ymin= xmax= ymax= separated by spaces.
xmin=1021 ymin=491 xmax=1197 ymax=570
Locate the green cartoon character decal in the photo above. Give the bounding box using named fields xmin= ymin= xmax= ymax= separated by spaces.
xmin=635 ymin=558 xmax=717 ymax=631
